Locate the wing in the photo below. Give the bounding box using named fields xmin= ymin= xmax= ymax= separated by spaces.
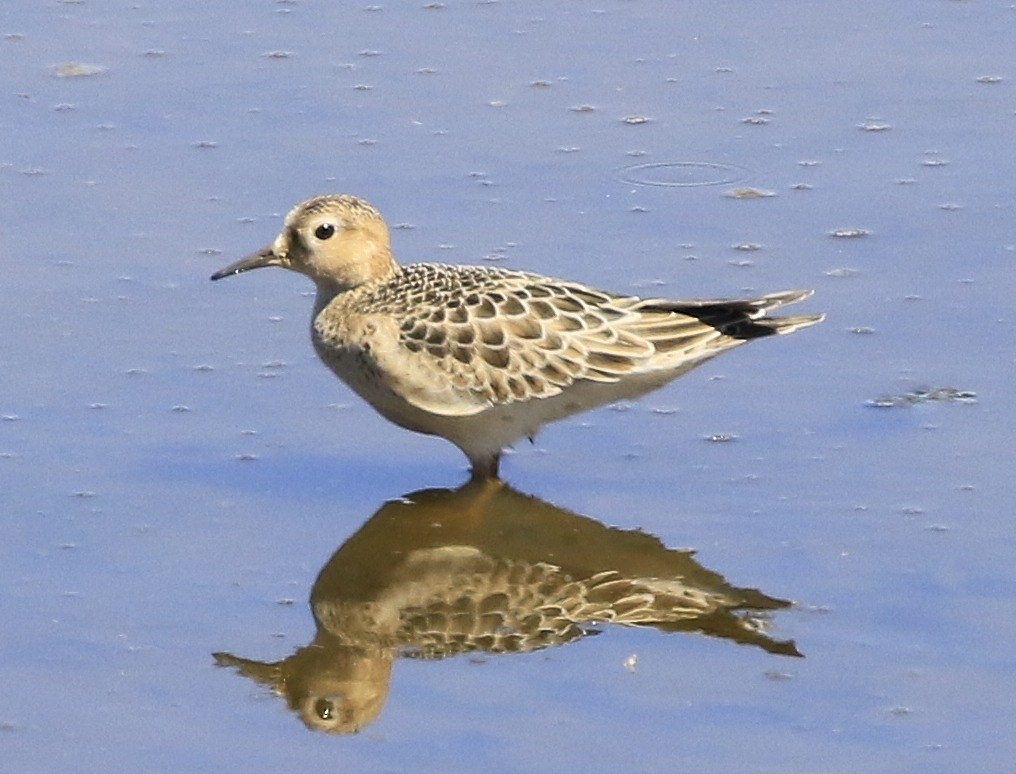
xmin=375 ymin=269 xmax=658 ymax=415
xmin=624 ymin=289 xmax=822 ymax=354
xmin=356 ymin=266 xmax=819 ymax=417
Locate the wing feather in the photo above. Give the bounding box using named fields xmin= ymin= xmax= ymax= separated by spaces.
xmin=343 ymin=265 xmax=818 ymax=416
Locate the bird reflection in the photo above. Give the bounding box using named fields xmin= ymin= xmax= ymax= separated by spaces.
xmin=214 ymin=480 xmax=801 ymax=734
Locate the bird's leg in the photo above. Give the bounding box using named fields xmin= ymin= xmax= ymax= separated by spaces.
xmin=469 ymin=453 xmax=501 ymax=481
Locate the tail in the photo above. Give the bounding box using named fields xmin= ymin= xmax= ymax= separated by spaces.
xmin=639 ymin=289 xmax=824 ymax=340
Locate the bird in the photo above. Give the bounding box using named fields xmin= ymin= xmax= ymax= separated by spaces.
xmin=211 ymin=194 xmax=822 ymax=478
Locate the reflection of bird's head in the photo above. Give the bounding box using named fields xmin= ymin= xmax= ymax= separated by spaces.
xmin=285 ymin=643 xmax=393 ymax=735
xmin=215 ymin=642 xmax=393 ymax=735
xmin=292 ymin=665 xmax=391 ymax=734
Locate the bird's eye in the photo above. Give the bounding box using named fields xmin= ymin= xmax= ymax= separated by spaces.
xmin=313 ymin=698 xmax=336 ymax=721
xmin=314 ymin=223 xmax=336 ymax=241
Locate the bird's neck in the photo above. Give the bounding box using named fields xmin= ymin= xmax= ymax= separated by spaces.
xmin=311 ymin=260 xmax=401 ymax=316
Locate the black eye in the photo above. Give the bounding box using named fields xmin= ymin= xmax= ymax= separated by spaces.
xmin=314 ymin=698 xmax=335 ymax=721
xmin=314 ymin=223 xmax=336 ymax=241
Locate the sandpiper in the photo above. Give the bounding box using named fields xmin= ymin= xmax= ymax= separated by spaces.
xmin=211 ymin=194 xmax=822 ymax=478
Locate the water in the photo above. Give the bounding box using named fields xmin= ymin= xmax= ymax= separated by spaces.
xmin=2 ymin=1 xmax=1014 ymax=771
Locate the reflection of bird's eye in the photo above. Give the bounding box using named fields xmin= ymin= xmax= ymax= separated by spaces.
xmin=314 ymin=223 xmax=336 ymax=241
xmin=313 ymin=698 xmax=336 ymax=721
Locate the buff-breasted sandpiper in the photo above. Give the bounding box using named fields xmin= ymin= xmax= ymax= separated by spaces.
xmin=211 ymin=195 xmax=822 ymax=478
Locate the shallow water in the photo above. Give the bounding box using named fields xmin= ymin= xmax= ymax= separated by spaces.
xmin=3 ymin=1 xmax=1015 ymax=771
